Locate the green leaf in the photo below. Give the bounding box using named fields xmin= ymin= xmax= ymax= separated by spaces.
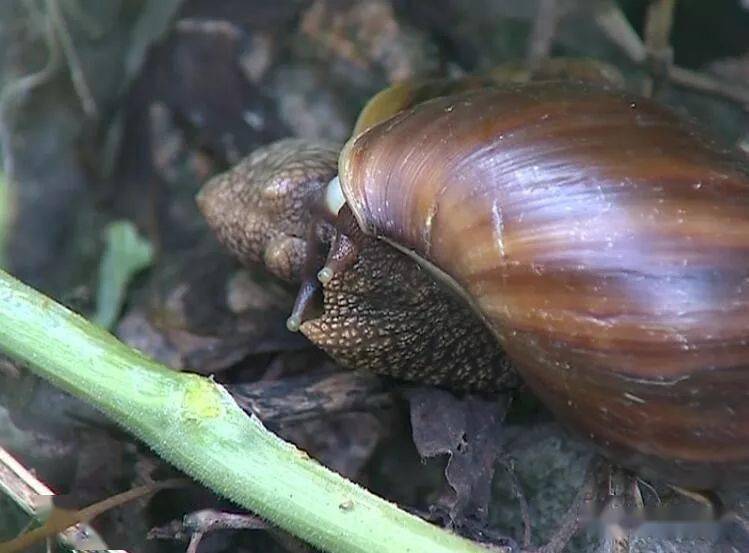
xmin=93 ymin=220 xmax=153 ymax=330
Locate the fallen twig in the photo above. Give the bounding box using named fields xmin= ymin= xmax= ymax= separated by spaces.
xmin=0 ymin=476 xmax=185 ymax=553
xmin=228 ymin=370 xmax=393 ymax=424
xmin=594 ymin=0 xmax=749 ymax=110
xmin=527 ymin=0 xmax=559 ymax=69
xmin=45 ymin=0 xmax=97 ymax=117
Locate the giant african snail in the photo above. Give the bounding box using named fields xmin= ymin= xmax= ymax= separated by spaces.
xmin=199 ymin=79 xmax=749 ymax=489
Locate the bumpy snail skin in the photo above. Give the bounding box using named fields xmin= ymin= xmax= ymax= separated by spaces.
xmin=197 ymin=139 xmax=340 ymax=282
xmin=198 ymin=137 xmax=519 ymax=392
xmin=338 ymin=82 xmax=749 ymax=487
xmin=301 ymin=213 xmax=518 ymax=391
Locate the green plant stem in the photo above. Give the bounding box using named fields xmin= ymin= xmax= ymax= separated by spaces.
xmin=0 ymin=270 xmax=489 ymax=553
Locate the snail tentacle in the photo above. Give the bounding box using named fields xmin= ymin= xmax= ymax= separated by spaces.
xmin=288 ymin=197 xmax=362 ymax=329
xmin=286 ymin=216 xmax=328 ymax=332
xmin=318 ymin=206 xmax=360 ymax=284
xmin=286 ymin=277 xmax=319 ymax=331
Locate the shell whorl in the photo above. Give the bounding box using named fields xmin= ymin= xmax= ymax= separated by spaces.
xmin=338 ymin=82 xmax=749 ymax=486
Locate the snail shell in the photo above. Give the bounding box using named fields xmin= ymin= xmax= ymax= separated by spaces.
xmin=335 ymin=81 xmax=749 ymax=487
xmin=352 ymin=58 xmax=624 ymax=136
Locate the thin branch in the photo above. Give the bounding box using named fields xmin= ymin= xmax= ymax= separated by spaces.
xmin=593 ymin=0 xmax=647 ymax=63
xmin=643 ymin=0 xmax=677 ymax=52
xmin=59 ymin=0 xmax=105 ymax=39
xmin=0 ymin=445 xmax=110 ymax=551
xmin=0 ymin=479 xmax=185 ymax=553
xmin=185 ymin=531 xmax=203 ymax=553
xmin=528 ymin=458 xmax=602 ymax=553
xmin=593 ymin=0 xmax=749 ymax=111
xmin=45 ymin=0 xmax=97 ymax=117
xmin=527 ymin=0 xmax=559 ymax=69
xmin=501 ymin=457 xmax=532 ymax=549
xmin=668 ymin=65 xmax=749 ymax=109
xmin=153 ymin=509 xmax=313 ymax=553
xmin=642 ymin=0 xmax=677 ymax=97
xmin=0 ymin=2 xmax=61 ymax=111
xmin=228 ymin=371 xmax=392 ymax=424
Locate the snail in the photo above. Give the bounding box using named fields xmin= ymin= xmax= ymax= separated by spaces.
xmin=198 ymin=78 xmax=749 ymax=489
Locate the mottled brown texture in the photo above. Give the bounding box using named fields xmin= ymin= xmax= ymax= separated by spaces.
xmin=198 ymin=139 xmax=339 ymax=282
xmin=197 ymin=139 xmax=518 ymax=391
xmin=302 ymin=217 xmax=517 ymax=391
xmin=339 ymin=81 xmax=749 ymax=488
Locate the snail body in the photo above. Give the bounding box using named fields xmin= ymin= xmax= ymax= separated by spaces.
xmin=331 ymin=82 xmax=749 ymax=488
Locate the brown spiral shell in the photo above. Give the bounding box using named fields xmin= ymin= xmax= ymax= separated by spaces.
xmin=338 ymin=82 xmax=749 ymax=487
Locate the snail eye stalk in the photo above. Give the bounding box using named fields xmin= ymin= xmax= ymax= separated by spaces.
xmin=287 ymin=201 xmax=360 ymax=332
